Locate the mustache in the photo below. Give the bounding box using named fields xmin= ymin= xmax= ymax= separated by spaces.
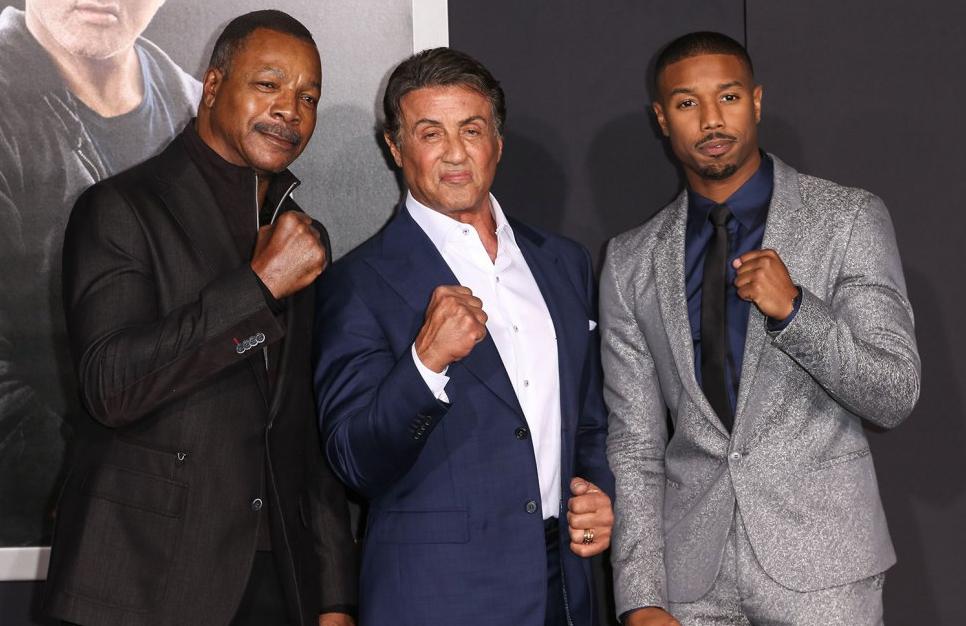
xmin=695 ymin=132 xmax=738 ymax=148
xmin=254 ymin=122 xmax=301 ymax=146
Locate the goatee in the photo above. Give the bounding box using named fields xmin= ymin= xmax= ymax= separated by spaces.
xmin=698 ymin=163 xmax=738 ymax=180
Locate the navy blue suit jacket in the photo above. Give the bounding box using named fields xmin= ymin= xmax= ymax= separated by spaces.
xmin=313 ymin=207 xmax=613 ymax=625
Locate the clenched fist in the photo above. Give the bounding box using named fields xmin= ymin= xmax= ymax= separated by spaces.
xmin=732 ymin=249 xmax=798 ymax=321
xmin=251 ymin=211 xmax=326 ymax=299
xmin=414 ymin=285 xmax=488 ymax=373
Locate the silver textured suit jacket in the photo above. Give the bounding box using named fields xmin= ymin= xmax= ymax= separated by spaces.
xmin=600 ymin=154 xmax=920 ymax=615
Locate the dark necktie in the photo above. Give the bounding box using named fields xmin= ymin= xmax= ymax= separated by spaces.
xmin=701 ymin=204 xmax=734 ymax=431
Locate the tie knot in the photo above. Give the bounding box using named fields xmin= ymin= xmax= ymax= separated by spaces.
xmin=710 ymin=204 xmax=731 ymax=227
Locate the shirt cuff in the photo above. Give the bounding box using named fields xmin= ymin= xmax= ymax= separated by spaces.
xmin=766 ymin=286 xmax=802 ymax=332
xmin=411 ymin=343 xmax=450 ymax=402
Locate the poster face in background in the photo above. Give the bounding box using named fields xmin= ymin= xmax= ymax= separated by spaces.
xmin=0 ymin=0 xmax=415 ymax=551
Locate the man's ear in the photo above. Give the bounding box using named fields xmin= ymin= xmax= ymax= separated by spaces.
xmin=383 ymin=131 xmax=403 ymax=168
xmin=652 ymin=102 xmax=669 ymax=137
xmin=753 ymin=84 xmax=763 ymax=124
xmin=201 ymin=68 xmax=224 ymax=109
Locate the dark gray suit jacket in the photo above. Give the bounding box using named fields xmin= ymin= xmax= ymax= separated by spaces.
xmin=44 ymin=138 xmax=356 ymax=626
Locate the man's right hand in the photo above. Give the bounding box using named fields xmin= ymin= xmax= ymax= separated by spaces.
xmin=250 ymin=211 xmax=326 ymax=299
xmin=414 ymin=285 xmax=487 ymax=373
xmin=624 ymin=607 xmax=681 ymax=626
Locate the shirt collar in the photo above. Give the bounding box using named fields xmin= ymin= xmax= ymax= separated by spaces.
xmin=405 ymin=191 xmax=515 ymax=253
xmin=687 ymin=152 xmax=773 ymax=231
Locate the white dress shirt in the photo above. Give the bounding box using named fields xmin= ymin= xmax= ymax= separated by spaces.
xmin=407 ymin=192 xmax=562 ymax=519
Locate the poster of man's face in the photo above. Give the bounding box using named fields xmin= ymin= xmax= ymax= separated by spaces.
xmin=0 ymin=0 xmax=424 ymax=554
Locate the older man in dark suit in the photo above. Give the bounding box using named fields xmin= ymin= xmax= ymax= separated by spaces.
xmin=45 ymin=11 xmax=355 ymax=626
xmin=314 ymin=48 xmax=614 ymax=626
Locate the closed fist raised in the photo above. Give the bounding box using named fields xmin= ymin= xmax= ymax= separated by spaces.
xmin=414 ymin=285 xmax=487 ymax=373
xmin=251 ymin=211 xmax=326 ymax=299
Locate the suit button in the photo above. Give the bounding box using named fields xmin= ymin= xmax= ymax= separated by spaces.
xmin=525 ymin=500 xmax=537 ymax=514
xmin=514 ymin=427 xmax=529 ymax=440
xmin=729 ymin=451 xmax=741 ymax=461
xmin=251 ymin=498 xmax=263 ymax=511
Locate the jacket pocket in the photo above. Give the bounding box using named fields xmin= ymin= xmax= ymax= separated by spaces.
xmin=808 ymin=447 xmax=871 ymax=472
xmin=371 ymin=510 xmax=469 ymax=544
xmin=64 ymin=465 xmax=187 ymax=610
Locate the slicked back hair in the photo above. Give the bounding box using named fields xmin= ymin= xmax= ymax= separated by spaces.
xmin=383 ymin=47 xmax=506 ymax=144
xmin=208 ymin=10 xmax=315 ymax=78
xmin=654 ymin=31 xmax=754 ymax=95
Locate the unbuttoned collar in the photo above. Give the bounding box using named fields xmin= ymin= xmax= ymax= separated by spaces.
xmin=405 ymin=191 xmax=518 ymax=254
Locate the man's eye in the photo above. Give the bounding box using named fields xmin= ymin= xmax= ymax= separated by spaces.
xmin=464 ymin=128 xmax=481 ymax=136
xmin=301 ymin=95 xmax=317 ymax=105
xmin=677 ymin=99 xmax=696 ymax=109
xmin=722 ymin=93 xmax=739 ymax=102
xmin=257 ymin=82 xmax=276 ymax=89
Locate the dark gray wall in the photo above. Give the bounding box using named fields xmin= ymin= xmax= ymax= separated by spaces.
xmin=451 ymin=1 xmax=965 ymax=624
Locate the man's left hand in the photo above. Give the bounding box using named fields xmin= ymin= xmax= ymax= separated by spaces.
xmin=733 ymin=249 xmax=798 ymax=320
xmin=566 ymin=477 xmax=613 ymax=557
xmin=319 ymin=613 xmax=354 ymax=626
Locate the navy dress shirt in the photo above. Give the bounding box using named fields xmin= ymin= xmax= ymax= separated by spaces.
xmin=685 ymin=155 xmax=778 ymax=415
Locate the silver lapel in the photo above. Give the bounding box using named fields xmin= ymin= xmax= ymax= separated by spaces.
xmin=653 ymin=190 xmax=729 ymax=436
xmin=732 ymin=155 xmax=807 ymax=440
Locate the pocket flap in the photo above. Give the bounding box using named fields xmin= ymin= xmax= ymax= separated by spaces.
xmin=83 ymin=465 xmax=187 ymax=518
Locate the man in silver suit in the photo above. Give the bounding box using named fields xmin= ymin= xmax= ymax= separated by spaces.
xmin=601 ymin=32 xmax=920 ymax=625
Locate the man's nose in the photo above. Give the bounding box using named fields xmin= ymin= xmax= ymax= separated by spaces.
xmin=700 ymin=101 xmax=724 ymax=131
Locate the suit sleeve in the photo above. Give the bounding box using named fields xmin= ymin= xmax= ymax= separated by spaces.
xmin=599 ymin=239 xmax=670 ymax=615
xmin=573 ymin=245 xmax=614 ymax=498
xmin=62 ymin=181 xmax=284 ymax=427
xmin=313 ymin=265 xmax=448 ymax=499
xmin=768 ymin=195 xmax=921 ymax=428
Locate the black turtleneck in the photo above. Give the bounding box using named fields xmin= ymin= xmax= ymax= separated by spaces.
xmin=179 ymin=120 xmax=296 ymax=316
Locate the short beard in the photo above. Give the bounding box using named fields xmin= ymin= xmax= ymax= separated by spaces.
xmin=698 ymin=163 xmax=738 ymax=180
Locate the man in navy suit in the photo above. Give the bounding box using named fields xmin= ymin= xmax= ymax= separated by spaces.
xmin=313 ymin=48 xmax=614 ymax=626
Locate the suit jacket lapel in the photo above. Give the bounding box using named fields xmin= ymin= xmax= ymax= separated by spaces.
xmin=512 ymin=222 xmax=582 ymax=431
xmin=653 ymin=191 xmax=729 ymax=436
xmin=154 ymin=139 xmax=271 ymax=407
xmin=369 ymin=208 xmax=525 ymax=419
xmin=733 ymin=155 xmax=806 ymax=438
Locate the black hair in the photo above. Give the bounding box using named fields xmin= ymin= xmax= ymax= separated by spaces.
xmin=208 ymin=10 xmax=315 ymax=77
xmin=383 ymin=47 xmax=506 ymax=143
xmin=654 ymin=31 xmax=754 ymax=93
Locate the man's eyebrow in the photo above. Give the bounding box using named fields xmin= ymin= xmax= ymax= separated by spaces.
xmin=413 ymin=117 xmax=441 ymax=127
xmin=669 ymin=80 xmax=745 ymax=97
xmin=256 ymin=66 xmax=285 ymax=79
xmin=459 ymin=115 xmax=487 ymax=126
